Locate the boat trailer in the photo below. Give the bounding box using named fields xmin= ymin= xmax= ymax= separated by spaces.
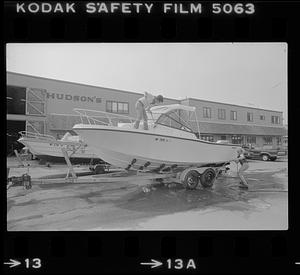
xmin=7 ymin=144 xmax=235 ymax=191
xmin=7 ymin=152 xmax=231 ymax=192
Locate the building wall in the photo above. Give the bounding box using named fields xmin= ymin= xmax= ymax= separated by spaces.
xmin=196 ymin=133 xmax=282 ymax=147
xmin=7 ymin=72 xmax=285 ymax=146
xmin=185 ymin=98 xmax=283 ymax=127
xmin=180 ymin=99 xmax=284 ymax=147
xmin=7 ymin=72 xmax=178 ymax=136
xmin=7 ymin=72 xmax=177 ymax=115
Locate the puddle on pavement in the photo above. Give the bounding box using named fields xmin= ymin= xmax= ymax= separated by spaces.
xmin=116 ymin=169 xmax=287 ymax=215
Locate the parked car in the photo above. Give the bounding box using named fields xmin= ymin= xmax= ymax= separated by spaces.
xmin=243 ymin=144 xmax=287 ymax=161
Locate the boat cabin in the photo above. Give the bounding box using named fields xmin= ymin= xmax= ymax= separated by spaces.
xmin=119 ymin=104 xmax=200 ymax=139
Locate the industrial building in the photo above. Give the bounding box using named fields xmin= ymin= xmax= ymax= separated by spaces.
xmin=7 ymin=71 xmax=286 ymax=154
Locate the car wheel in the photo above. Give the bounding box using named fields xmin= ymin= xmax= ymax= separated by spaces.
xmin=261 ymin=154 xmax=269 ymax=161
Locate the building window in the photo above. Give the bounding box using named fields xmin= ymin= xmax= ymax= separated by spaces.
xmin=106 ymin=101 xmax=129 ymax=114
xmin=218 ymin=109 xmax=226 ymax=120
xmin=231 ymin=135 xmax=242 ymax=144
xmin=263 ymin=136 xmax=273 ymax=145
xmin=203 ymin=107 xmax=211 ymax=118
xmin=112 ymin=102 xmax=118 ymax=112
xmin=271 ymin=116 xmax=280 ymax=124
xmin=247 ymin=112 xmax=253 ymax=122
xmin=230 ymin=110 xmax=237 ymax=120
xmin=283 ymin=137 xmax=288 ymax=146
xmin=246 ymin=136 xmax=256 ymax=144
xmin=200 ymin=135 xmax=214 ymax=142
xmin=118 ymin=102 xmax=129 ymax=113
xmin=276 ymin=137 xmax=282 ymax=145
xmin=260 ymin=115 xmax=265 ymax=120
xmin=220 ymin=135 xmax=227 ymax=140
xmin=106 ymin=101 xmax=111 ymax=112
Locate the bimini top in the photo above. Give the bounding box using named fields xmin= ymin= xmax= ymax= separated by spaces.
xmin=148 ymin=104 xmax=199 ymax=137
xmin=150 ymin=104 xmax=196 ymax=114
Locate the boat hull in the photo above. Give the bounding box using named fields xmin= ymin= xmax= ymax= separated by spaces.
xmin=73 ymin=125 xmax=240 ymax=170
xmin=18 ymin=137 xmax=101 ymax=164
xmin=31 ymin=154 xmax=98 ymax=164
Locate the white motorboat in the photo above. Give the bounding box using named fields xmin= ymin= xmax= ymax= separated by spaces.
xmin=72 ymin=104 xmax=241 ymax=171
xmin=17 ymin=131 xmax=101 ymax=164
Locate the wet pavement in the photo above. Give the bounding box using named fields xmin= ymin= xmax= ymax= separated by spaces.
xmin=7 ymin=158 xmax=288 ymax=230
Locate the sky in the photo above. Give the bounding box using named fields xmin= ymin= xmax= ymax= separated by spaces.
xmin=6 ymin=43 xmax=287 ymax=122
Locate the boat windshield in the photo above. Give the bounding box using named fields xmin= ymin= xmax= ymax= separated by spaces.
xmin=156 ymin=109 xmax=194 ymax=133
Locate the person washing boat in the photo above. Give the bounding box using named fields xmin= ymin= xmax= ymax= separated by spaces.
xmin=134 ymin=92 xmax=163 ymax=130
xmin=235 ymin=148 xmax=249 ymax=189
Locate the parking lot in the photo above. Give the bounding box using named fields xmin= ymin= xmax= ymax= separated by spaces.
xmin=7 ymin=158 xmax=288 ymax=231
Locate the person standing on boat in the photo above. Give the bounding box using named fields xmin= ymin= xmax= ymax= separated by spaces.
xmin=235 ymin=147 xmax=249 ymax=189
xmin=134 ymin=92 xmax=163 ymax=130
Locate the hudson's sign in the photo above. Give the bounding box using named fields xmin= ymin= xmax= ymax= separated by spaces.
xmin=47 ymin=92 xmax=102 ymax=103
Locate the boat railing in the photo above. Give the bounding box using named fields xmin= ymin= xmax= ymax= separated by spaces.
xmin=74 ymin=108 xmax=136 ymax=126
xmin=19 ymin=131 xmax=56 ymax=141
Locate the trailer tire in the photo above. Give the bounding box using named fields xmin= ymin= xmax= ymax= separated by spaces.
xmin=183 ymin=170 xmax=200 ymax=190
xmin=200 ymin=168 xmax=216 ymax=188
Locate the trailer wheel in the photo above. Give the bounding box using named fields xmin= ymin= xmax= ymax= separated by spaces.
xmin=183 ymin=170 xmax=200 ymax=190
xmin=200 ymin=168 xmax=216 ymax=188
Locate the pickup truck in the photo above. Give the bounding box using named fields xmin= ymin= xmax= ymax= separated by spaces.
xmin=243 ymin=145 xmax=287 ymax=161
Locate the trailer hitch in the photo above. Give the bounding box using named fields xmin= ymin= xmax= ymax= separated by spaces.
xmin=7 ymin=173 xmax=32 ymax=190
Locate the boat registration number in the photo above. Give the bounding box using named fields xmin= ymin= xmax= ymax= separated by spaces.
xmin=155 ymin=137 xmax=171 ymax=142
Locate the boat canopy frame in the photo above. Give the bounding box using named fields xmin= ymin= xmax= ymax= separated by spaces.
xmin=19 ymin=131 xmax=56 ymax=141
xmin=73 ymin=105 xmax=201 ymax=137
xmin=149 ymin=105 xmax=201 ymax=138
xmin=74 ymin=108 xmax=136 ymax=126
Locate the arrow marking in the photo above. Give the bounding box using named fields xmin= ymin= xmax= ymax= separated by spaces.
xmin=4 ymin=259 xmax=21 ymax=268
xmin=140 ymin=259 xmax=163 ymax=269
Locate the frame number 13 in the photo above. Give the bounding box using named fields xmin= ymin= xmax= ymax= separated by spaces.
xmin=25 ymin=258 xmax=42 ymax=269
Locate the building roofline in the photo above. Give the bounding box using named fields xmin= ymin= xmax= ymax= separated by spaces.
xmin=7 ymin=71 xmax=178 ymax=102
xmin=7 ymin=71 xmax=282 ymax=113
xmin=186 ymin=97 xmax=283 ymax=114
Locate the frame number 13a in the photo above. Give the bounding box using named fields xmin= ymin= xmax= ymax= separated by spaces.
xmin=167 ymin=259 xmax=196 ymax=270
